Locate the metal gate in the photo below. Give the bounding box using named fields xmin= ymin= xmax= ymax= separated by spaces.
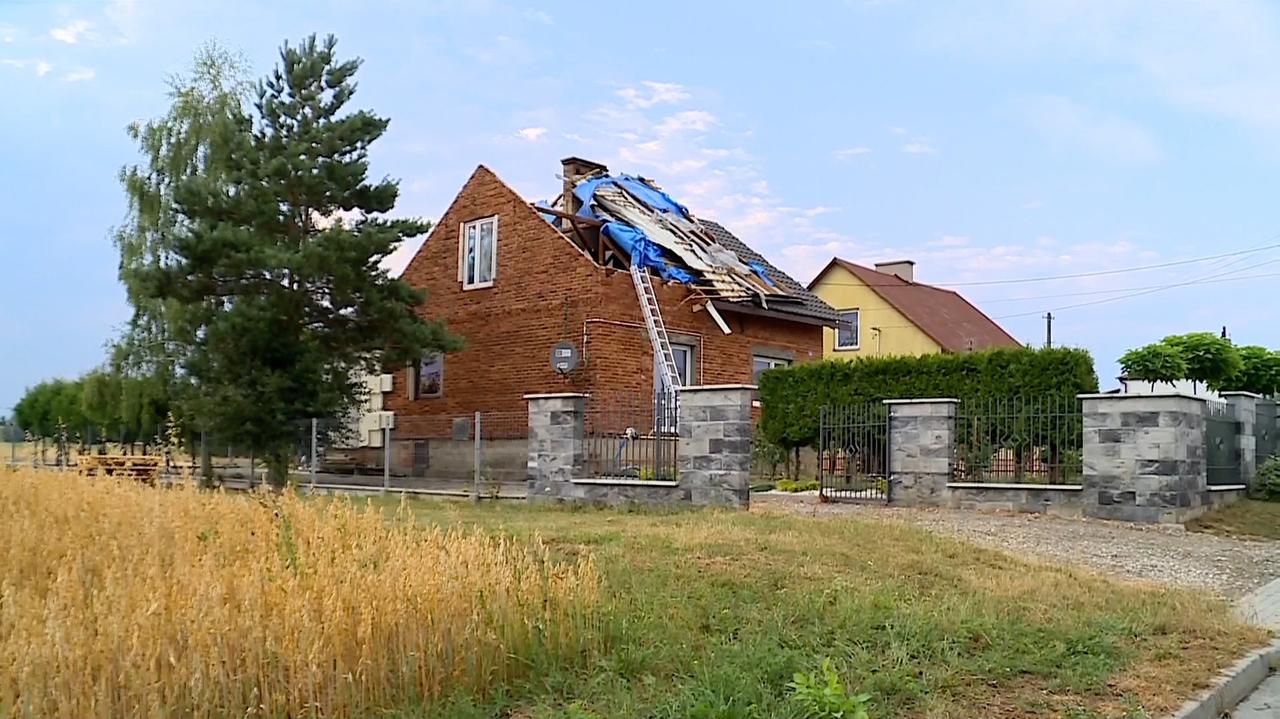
xmin=1206 ymin=400 xmax=1242 ymax=486
xmin=818 ymin=403 xmax=890 ymax=502
xmin=1256 ymin=399 xmax=1278 ymax=467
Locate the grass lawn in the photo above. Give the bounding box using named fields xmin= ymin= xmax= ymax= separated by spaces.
xmin=1188 ymin=498 xmax=1280 ymax=540
xmin=373 ymin=498 xmax=1267 ymax=719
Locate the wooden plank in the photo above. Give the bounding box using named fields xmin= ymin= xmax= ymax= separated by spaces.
xmin=529 ymin=204 xmax=604 ymax=227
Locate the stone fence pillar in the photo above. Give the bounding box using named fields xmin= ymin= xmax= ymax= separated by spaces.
xmin=1080 ymin=393 xmax=1206 ymax=523
xmin=1221 ymin=392 xmax=1260 ymax=484
xmin=525 ymin=393 xmax=587 ymax=501
xmin=885 ymin=399 xmax=957 ymax=507
xmin=678 ymin=385 xmax=754 ymax=508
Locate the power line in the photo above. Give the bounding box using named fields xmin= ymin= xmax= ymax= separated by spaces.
xmin=816 ymin=237 xmax=1280 ymax=288
xmin=970 ymin=270 xmax=1280 ymax=304
xmin=993 ymin=256 xmax=1280 ymax=320
xmin=839 ymin=266 xmax=1280 ymax=334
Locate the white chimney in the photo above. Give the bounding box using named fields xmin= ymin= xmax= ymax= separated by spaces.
xmin=875 ymin=260 xmax=915 ymax=282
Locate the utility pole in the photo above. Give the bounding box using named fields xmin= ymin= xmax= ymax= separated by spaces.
xmin=1043 ymin=312 xmax=1054 ymax=349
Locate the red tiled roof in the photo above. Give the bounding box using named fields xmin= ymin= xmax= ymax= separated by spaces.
xmin=812 ymin=258 xmax=1022 ymax=352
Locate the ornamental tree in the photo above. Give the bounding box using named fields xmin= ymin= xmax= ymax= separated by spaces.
xmin=1221 ymin=345 xmax=1280 ymax=397
xmin=1118 ymin=343 xmax=1187 ymax=391
xmin=1160 ymin=332 xmax=1242 ymax=393
xmin=149 ymin=34 xmax=459 ymax=486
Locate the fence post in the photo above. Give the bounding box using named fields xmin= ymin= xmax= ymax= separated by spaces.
xmin=884 ymin=399 xmax=958 ymax=507
xmin=473 ymin=411 xmax=482 ymax=502
xmin=677 ymin=384 xmax=755 ymax=508
xmin=1080 ymin=392 xmax=1208 ymax=523
xmin=525 ymin=393 xmax=588 ymax=502
xmin=382 ymin=425 xmax=390 ymax=495
xmin=1221 ymin=392 xmax=1260 ymax=486
xmin=248 ymin=449 xmax=254 ymax=489
xmin=309 ymin=418 xmax=318 ymax=490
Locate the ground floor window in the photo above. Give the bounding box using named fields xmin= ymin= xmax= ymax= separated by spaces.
xmin=752 ymin=355 xmax=790 ymax=383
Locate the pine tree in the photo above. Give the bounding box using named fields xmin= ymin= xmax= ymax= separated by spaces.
xmin=154 ymin=34 xmax=458 ymax=486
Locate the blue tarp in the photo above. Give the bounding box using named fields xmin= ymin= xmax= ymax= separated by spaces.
xmin=571 ymin=173 xmax=697 ymax=284
xmin=602 ymin=222 xmax=696 ymax=284
xmin=748 ymin=261 xmax=776 ymax=288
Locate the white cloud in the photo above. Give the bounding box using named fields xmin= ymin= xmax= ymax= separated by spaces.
xmin=616 ymin=81 xmax=691 ymax=109
xmin=902 ymin=142 xmax=937 ymax=154
xmin=49 ymin=20 xmax=90 ymax=44
xmin=920 ymin=1 xmax=1280 ymax=133
xmin=655 ymin=110 xmax=717 ymax=136
xmin=523 ymin=9 xmax=554 ymax=24
xmin=62 ymin=67 xmax=94 ymax=82
xmin=1019 ymin=95 xmax=1161 ymax=163
xmin=516 ymin=126 xmax=548 ymax=141
xmin=889 ymin=126 xmax=908 ymax=135
xmin=0 ymin=24 xmax=15 ymax=43
xmin=35 ymin=61 xmax=52 ymax=77
xmin=929 ymin=235 xmax=971 ymax=247
xmin=563 ymin=132 xmax=589 ymax=143
xmin=834 ymin=146 xmax=872 ymax=160
xmin=1022 ymin=200 xmax=1045 ymax=209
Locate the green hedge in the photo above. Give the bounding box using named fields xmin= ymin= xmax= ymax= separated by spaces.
xmin=757 ymin=347 xmax=1098 ymax=449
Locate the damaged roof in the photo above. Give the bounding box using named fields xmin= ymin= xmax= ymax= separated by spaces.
xmin=542 ymin=164 xmax=837 ymax=326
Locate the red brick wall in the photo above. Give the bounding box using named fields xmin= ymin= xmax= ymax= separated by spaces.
xmin=386 ymin=165 xmax=823 ymax=435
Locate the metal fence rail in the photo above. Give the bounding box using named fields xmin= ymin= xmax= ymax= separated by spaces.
xmin=584 ymin=393 xmax=679 ymax=481
xmin=1206 ymin=399 xmax=1242 ymax=486
xmin=818 ymin=403 xmax=889 ymax=502
xmin=952 ymin=396 xmax=1083 ymax=485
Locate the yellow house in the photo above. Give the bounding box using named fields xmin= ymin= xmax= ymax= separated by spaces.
xmin=807 ymin=258 xmax=1021 ymax=358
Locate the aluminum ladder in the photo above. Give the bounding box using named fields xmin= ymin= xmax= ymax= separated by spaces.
xmin=630 ymin=262 xmax=682 ymax=396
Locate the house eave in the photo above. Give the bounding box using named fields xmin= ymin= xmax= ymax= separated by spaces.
xmin=711 ymin=300 xmax=835 ymax=327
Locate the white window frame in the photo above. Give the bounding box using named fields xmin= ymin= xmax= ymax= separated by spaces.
xmin=671 ymin=343 xmax=695 ymax=387
xmin=836 ymin=309 xmax=860 ymax=350
xmin=459 ymin=215 xmax=498 ymax=290
xmin=752 ymin=355 xmax=790 ymax=383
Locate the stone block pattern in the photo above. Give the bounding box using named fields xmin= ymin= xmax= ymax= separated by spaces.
xmin=1224 ymin=393 xmax=1258 ymax=485
xmin=527 ymin=387 xmax=753 ymax=509
xmin=947 ymin=486 xmax=1084 ymax=517
xmin=887 ymin=401 xmax=956 ymax=507
xmin=1081 ymin=395 xmax=1207 ymax=523
xmin=677 ymin=387 xmax=754 ymax=508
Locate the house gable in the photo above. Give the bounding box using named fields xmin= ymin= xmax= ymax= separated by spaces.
xmin=809 ymin=263 xmax=940 ymax=357
xmin=386 ymin=163 xmax=825 ymax=422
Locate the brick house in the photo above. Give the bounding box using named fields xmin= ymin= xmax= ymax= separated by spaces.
xmin=383 ymin=158 xmax=836 ymax=442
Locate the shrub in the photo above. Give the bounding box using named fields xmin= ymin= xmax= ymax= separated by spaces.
xmin=787 ymin=659 xmax=872 ymax=719
xmin=758 ymin=347 xmax=1097 ymax=450
xmin=775 ymin=478 xmax=820 ymax=493
xmin=1255 ymin=455 xmax=1280 ymax=501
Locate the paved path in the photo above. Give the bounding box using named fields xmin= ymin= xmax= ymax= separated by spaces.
xmin=1230 ymin=673 xmax=1280 ymax=718
xmin=1231 ymin=579 xmax=1280 ymax=718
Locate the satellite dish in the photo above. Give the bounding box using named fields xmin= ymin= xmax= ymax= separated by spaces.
xmin=551 ymin=341 xmax=579 ymax=375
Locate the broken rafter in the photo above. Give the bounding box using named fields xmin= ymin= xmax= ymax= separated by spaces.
xmin=530 ymin=204 xmax=604 ymax=227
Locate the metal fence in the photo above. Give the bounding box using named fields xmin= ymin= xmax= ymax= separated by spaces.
xmin=952 ymin=395 xmax=1083 ymax=485
xmin=583 ymin=393 xmax=679 ymax=481
xmin=1256 ymin=398 xmax=1277 ymax=469
xmin=1206 ymin=399 xmax=1242 ymax=486
xmin=818 ymin=403 xmax=889 ymax=501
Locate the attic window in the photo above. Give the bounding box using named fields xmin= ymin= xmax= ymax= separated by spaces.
xmin=460 ymin=216 xmax=497 ymax=289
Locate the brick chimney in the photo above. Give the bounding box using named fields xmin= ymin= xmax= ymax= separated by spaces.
xmin=874 ymin=260 xmax=915 ymax=282
xmin=561 ymin=156 xmax=609 ymax=214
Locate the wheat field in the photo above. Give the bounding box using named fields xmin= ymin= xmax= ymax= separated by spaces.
xmin=0 ymin=468 xmax=599 ymax=718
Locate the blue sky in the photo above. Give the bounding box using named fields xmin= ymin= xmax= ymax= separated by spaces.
xmin=2 ymin=0 xmax=1279 ymax=415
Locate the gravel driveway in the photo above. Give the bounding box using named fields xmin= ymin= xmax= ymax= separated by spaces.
xmin=755 ymin=493 xmax=1280 ymax=599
